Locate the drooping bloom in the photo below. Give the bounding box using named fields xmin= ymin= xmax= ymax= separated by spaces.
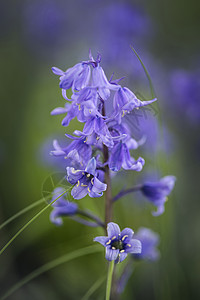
xmin=141 ymin=176 xmax=176 ymax=216
xmin=94 ymin=222 xmax=141 ymax=263
xmin=50 ymin=187 xmax=78 ymax=225
xmin=113 ymin=87 xmax=157 ymax=123
xmin=133 ymin=227 xmax=160 ymax=261
xmin=67 ymin=157 xmax=107 ymax=200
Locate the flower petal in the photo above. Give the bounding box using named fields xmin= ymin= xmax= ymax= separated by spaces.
xmin=71 ymin=184 xmax=88 ymax=200
xmin=125 ymin=239 xmax=142 ymax=254
xmin=52 ymin=67 xmax=64 ymax=76
xmin=120 ymin=228 xmax=134 ymax=241
xmin=93 ymin=236 xmax=108 ymax=246
xmin=152 ymin=203 xmax=165 ymax=216
xmin=118 ymin=252 xmax=128 ymax=263
xmin=107 ymin=222 xmax=121 ymax=238
xmin=66 ymin=167 xmax=83 ymax=185
xmin=105 ymin=248 xmax=119 ymax=261
xmin=92 ymin=177 xmax=107 ymax=193
xmin=85 ymin=157 xmax=96 ymax=176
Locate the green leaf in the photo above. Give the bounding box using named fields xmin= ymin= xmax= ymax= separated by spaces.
xmin=130 ymin=45 xmax=156 ymax=99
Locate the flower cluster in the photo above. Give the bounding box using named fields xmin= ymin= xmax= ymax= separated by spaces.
xmin=50 ymin=51 xmax=176 ymax=270
xmin=51 ymin=51 xmax=156 ymax=200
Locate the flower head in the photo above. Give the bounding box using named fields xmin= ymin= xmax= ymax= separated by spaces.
xmin=94 ymin=222 xmax=141 ymax=263
xmin=50 ymin=187 xmax=78 ymax=226
xmin=67 ymin=157 xmax=107 ymax=200
xmin=141 ymin=175 xmax=176 ymax=216
xmin=133 ymin=227 xmax=160 ymax=261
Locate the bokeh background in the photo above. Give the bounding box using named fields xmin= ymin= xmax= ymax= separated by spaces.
xmin=0 ymin=0 xmax=200 ymax=299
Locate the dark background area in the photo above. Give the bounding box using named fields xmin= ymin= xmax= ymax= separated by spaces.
xmin=0 ymin=0 xmax=200 ymax=299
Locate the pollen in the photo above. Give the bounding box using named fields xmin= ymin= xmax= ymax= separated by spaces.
xmin=106 ymin=240 xmax=111 ymax=245
xmin=127 ymin=244 xmax=131 ymax=247
xmin=91 ymin=178 xmax=94 ymax=185
xmin=76 ymin=180 xmax=80 ymax=187
xmin=111 ymin=236 xmax=116 ymax=240
xmin=88 ymin=187 xmax=91 ymax=192
xmin=112 ymin=247 xmax=116 ymax=250
xmin=81 ymin=183 xmax=87 ymax=187
xmin=120 ymin=250 xmax=125 ymax=253
xmin=87 ymin=174 xmax=91 ymax=178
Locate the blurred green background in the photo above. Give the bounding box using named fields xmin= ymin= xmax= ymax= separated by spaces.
xmin=0 ymin=0 xmax=200 ymax=299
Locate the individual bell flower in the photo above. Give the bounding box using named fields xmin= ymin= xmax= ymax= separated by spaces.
xmin=141 ymin=175 xmax=176 ymax=216
xmin=133 ymin=227 xmax=160 ymax=261
xmin=113 ymin=87 xmax=157 ymax=123
xmin=81 ymin=116 xmax=114 ymax=148
xmin=52 ymin=62 xmax=91 ymax=91
xmin=67 ymin=157 xmax=107 ymax=200
xmin=94 ymin=222 xmax=141 ymax=263
xmin=109 ymin=140 xmax=145 ymax=172
xmin=50 ymin=135 xmax=92 ymax=168
xmin=50 ymin=187 xmax=78 ymax=226
xmin=92 ymin=65 xmax=120 ymax=100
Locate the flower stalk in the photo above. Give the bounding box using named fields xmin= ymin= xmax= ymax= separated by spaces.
xmin=106 ymin=260 xmax=115 ymax=300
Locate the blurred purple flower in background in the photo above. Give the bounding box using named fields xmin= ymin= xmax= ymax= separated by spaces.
xmin=22 ymin=0 xmax=67 ymax=55
xmin=141 ymin=176 xmax=176 ymax=216
xmin=134 ymin=227 xmax=160 ymax=261
xmin=170 ymin=69 xmax=200 ymax=125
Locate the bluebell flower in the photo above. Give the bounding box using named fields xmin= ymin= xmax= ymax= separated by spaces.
xmin=133 ymin=227 xmax=160 ymax=261
xmin=113 ymin=87 xmax=157 ymax=123
xmin=94 ymin=222 xmax=141 ymax=263
xmin=52 ymin=62 xmax=91 ymax=91
xmin=50 ymin=187 xmax=78 ymax=226
xmin=91 ymin=65 xmax=119 ymax=100
xmin=109 ymin=141 xmax=145 ymax=172
xmin=50 ymin=135 xmax=92 ymax=167
xmin=141 ymin=176 xmax=176 ymax=216
xmin=67 ymin=157 xmax=107 ymax=200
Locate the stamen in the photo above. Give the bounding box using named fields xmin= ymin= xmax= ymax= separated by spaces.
xmin=120 ymin=250 xmax=125 ymax=253
xmin=122 ymin=235 xmax=128 ymax=241
xmin=106 ymin=240 xmax=111 ymax=245
xmin=81 ymin=183 xmax=87 ymax=187
xmin=112 ymin=247 xmax=116 ymax=250
xmin=96 ymin=136 xmax=100 ymax=141
xmin=76 ymin=180 xmax=80 ymax=187
xmin=127 ymin=244 xmax=131 ymax=247
xmin=88 ymin=187 xmax=91 ymax=192
xmin=72 ymin=168 xmax=80 ymax=174
xmin=111 ymin=236 xmax=116 ymax=240
xmin=91 ymin=178 xmax=94 ymax=185
xmin=87 ymin=174 xmax=90 ymax=178
xmin=83 ymin=137 xmax=88 ymax=143
xmin=82 ymin=172 xmax=85 ymax=175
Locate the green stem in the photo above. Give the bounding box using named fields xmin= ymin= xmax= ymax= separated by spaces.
xmin=0 ymin=188 xmax=72 ymax=256
xmin=0 ymin=198 xmax=47 ymax=231
xmin=0 ymin=245 xmax=101 ymax=300
xmin=106 ymin=261 xmax=115 ymax=300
